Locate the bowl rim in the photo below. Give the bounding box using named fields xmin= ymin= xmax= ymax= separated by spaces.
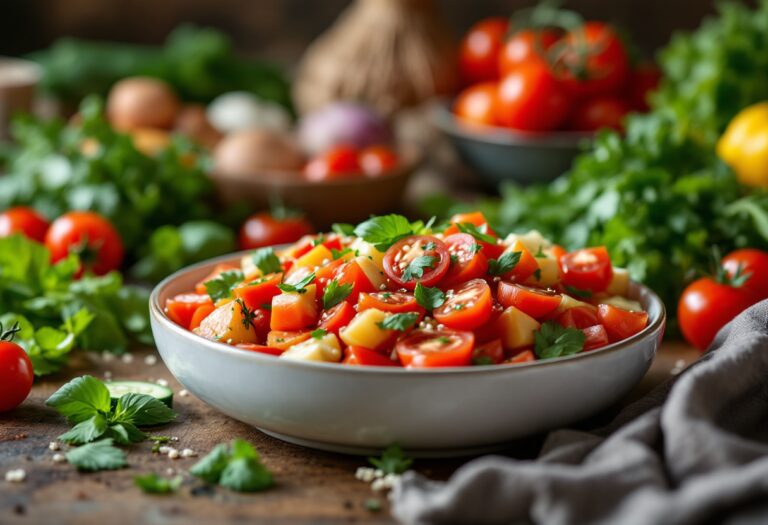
xmin=432 ymin=100 xmax=594 ymax=148
xmin=150 ymin=249 xmax=666 ymax=377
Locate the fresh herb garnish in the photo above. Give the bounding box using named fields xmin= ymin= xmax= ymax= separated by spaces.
xmin=368 ymin=444 xmax=413 ymax=475
xmin=190 ymin=439 xmax=273 ymax=493
xmin=413 ymin=283 xmax=446 ymax=310
xmin=205 ymin=270 xmax=244 ymax=302
xmin=487 ymin=251 xmax=521 ymax=276
xmin=377 ymin=312 xmax=419 ymax=332
xmin=564 ymin=285 xmax=592 ymax=298
xmin=332 ymin=223 xmax=356 ymax=236
xmin=331 ymin=247 xmax=354 ymax=260
xmin=456 ymin=223 xmax=496 ymax=244
xmin=365 ymin=499 xmax=382 ymax=512
xmin=353 ymin=215 xmax=428 ymax=251
xmin=65 ymin=438 xmax=127 ymax=472
xmin=46 ymin=375 xmax=176 ymax=446
xmin=472 ymin=356 xmax=495 ymax=366
xmin=235 ymin=299 xmax=259 ymax=332
xmin=534 ymin=322 xmax=585 ymax=359
xmin=311 ymin=328 xmax=328 ymax=340
xmin=401 ymin=256 xmax=436 ymax=282
xmin=322 ymin=280 xmax=353 ymax=309
xmin=532 ymin=268 xmax=542 ymax=282
xmin=251 ymin=248 xmax=282 ymax=275
xmin=134 ymin=473 xmax=183 ymax=494
xmin=312 ymin=236 xmax=326 ymax=247
xmin=277 ymin=273 xmax=316 ymax=294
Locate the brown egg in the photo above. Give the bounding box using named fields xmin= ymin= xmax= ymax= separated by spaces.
xmin=213 ymin=129 xmax=305 ymax=177
xmin=130 ymin=128 xmax=171 ymax=157
xmin=107 ymin=77 xmax=180 ymax=132
xmin=174 ymin=104 xmax=222 ymax=149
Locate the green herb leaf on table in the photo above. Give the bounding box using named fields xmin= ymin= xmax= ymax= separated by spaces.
xmin=134 ymin=473 xmax=183 ymax=494
xmin=368 ymin=444 xmax=413 ymax=475
xmin=112 ymin=393 xmax=176 ymax=426
xmin=322 ymin=280 xmax=353 ymax=310
xmin=377 ymin=313 xmax=420 ymax=332
xmin=190 ymin=439 xmax=273 ymax=492
xmin=277 ymin=273 xmax=316 ymax=294
xmin=45 ymin=375 xmax=112 ymax=424
xmin=487 ymin=251 xmax=522 ymax=277
xmin=66 ymin=438 xmax=127 ymax=472
xmin=414 ymin=283 xmax=445 ymax=310
xmin=401 ymin=256 xmax=436 ymax=282
xmin=205 ymin=270 xmax=245 ymax=302
xmin=534 ymin=322 xmax=586 ymax=359
xmin=251 ymin=248 xmax=282 ymax=275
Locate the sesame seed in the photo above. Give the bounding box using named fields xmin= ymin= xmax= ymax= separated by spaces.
xmin=5 ymin=469 xmax=26 ymax=482
xmin=156 ymin=379 xmax=169 ymax=387
xmin=121 ymin=353 xmax=134 ymax=364
xmin=178 ymin=389 xmax=189 ymax=397
xmin=144 ymin=354 xmax=158 ymax=366
xmin=52 ymin=454 xmax=66 ymax=463
xmin=48 ymin=442 xmax=60 ymax=452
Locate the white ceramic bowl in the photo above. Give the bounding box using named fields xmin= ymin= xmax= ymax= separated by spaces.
xmin=150 ymin=253 xmax=665 ymax=457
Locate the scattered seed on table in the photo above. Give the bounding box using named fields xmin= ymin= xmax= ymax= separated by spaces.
xmin=48 ymin=442 xmax=60 ymax=452
xmin=181 ymin=449 xmax=197 ymax=458
xmin=144 ymin=355 xmax=158 ymax=366
xmin=168 ymin=449 xmax=180 ymax=460
xmin=121 ymin=353 xmax=134 ymax=364
xmin=52 ymin=454 xmax=66 ymax=464
xmin=5 ymin=469 xmax=26 ymax=482
xmin=178 ymin=389 xmax=189 ymax=398
xmin=156 ymin=378 xmax=169 ymax=387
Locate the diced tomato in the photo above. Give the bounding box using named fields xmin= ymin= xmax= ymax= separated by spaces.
xmin=233 ymin=273 xmax=283 ymax=311
xmin=503 ymin=240 xmax=539 ymax=282
xmin=443 ymin=212 xmax=504 ymax=259
xmin=315 ymin=258 xmax=347 ymax=296
xmin=194 ymin=264 xmax=240 ymax=294
xmin=442 ymin=233 xmax=489 ymax=287
xmin=473 ymin=305 xmax=504 ymax=343
xmin=270 ymin=289 xmax=319 ymax=331
xmin=434 ymin=279 xmax=493 ymax=331
xmin=548 ymin=244 xmax=567 ymax=261
xmin=556 ymin=306 xmax=599 ymax=329
xmin=189 ymin=303 xmax=216 ymax=331
xmin=597 ymin=304 xmax=649 ymax=342
xmin=358 ymin=292 xmax=424 ymax=314
xmin=343 ymin=346 xmax=400 ymax=366
xmin=267 ymin=330 xmax=312 ymax=350
xmin=383 ymin=235 xmax=451 ymax=290
xmin=335 ymin=260 xmax=376 ymax=301
xmin=236 ymin=344 xmax=284 ymax=357
xmin=318 ymin=301 xmax=357 ymax=334
xmin=497 ymin=282 xmax=562 ymax=319
xmin=472 ymin=339 xmax=504 ymax=365
xmin=582 ymin=324 xmax=610 ymax=351
xmin=165 ymin=293 xmax=213 ymax=329
xmin=560 ymin=247 xmax=613 ymax=293
xmin=396 ymin=329 xmax=475 ymax=368
xmin=506 ymin=349 xmax=535 ymax=365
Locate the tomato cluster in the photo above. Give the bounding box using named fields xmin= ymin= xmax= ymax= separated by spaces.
xmin=303 ymin=145 xmax=400 ymax=182
xmin=455 ymin=17 xmax=660 ymax=133
xmin=0 ymin=207 xmax=124 ymax=276
xmin=170 ymin=211 xmax=650 ymax=369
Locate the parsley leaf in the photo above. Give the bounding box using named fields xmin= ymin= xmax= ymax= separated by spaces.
xmin=377 ymin=312 xmax=419 ymax=332
xmin=45 ymin=375 xmax=111 ymax=424
xmin=332 ymin=223 xmax=356 ymax=236
xmin=488 ymin=251 xmax=522 ymax=276
xmin=134 ymin=473 xmax=183 ymax=494
xmin=112 ymin=393 xmax=176 ymax=426
xmin=368 ymin=444 xmax=413 ymax=475
xmin=204 ymin=270 xmax=244 ymax=302
xmin=190 ymin=439 xmax=273 ymax=493
xmin=251 ymin=248 xmax=282 ymax=275
xmin=414 ymin=283 xmax=445 ymax=310
xmin=456 ymin=223 xmax=496 ymax=244
xmin=354 ymin=215 xmax=418 ymax=251
xmin=311 ymin=328 xmax=328 ymax=340
xmin=277 ymin=273 xmax=315 ymax=294
xmin=564 ymin=285 xmax=592 ymax=298
xmin=532 ymin=268 xmax=542 ymax=281
xmin=331 ymin=248 xmax=354 ymax=260
xmin=401 ymin=256 xmax=436 ymax=282
xmin=534 ymin=322 xmax=586 ymax=359
xmin=322 ymin=280 xmax=353 ymax=309
xmin=66 ymin=438 xmax=127 ymax=472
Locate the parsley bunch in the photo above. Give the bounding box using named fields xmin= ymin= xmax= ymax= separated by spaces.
xmin=190 ymin=439 xmax=273 ymax=492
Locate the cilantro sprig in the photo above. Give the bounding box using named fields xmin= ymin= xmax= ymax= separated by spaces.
xmin=353 ymin=215 xmax=434 ymax=252
xmin=401 ymin=256 xmax=436 ymax=282
xmin=456 ymin=223 xmax=496 ymax=245
xmin=534 ymin=322 xmax=585 ymax=359
xmin=135 ymin=473 xmax=183 ymax=494
xmin=205 ymin=270 xmax=245 ymax=302
xmin=190 ymin=439 xmax=273 ymax=492
xmin=414 ymin=283 xmax=445 ymax=310
xmin=488 ymin=251 xmax=522 ymax=276
xmin=66 ymin=438 xmax=127 ymax=472
xmin=277 ymin=273 xmax=316 ymax=294
xmin=322 ymin=280 xmax=353 ymax=309
xmin=377 ymin=312 xmax=420 ymax=332
xmin=251 ymin=248 xmax=282 ymax=275
xmin=368 ymin=444 xmax=413 ymax=475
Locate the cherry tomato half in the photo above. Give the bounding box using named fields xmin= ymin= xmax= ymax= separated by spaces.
xmin=343 ymin=346 xmax=400 ymax=367
xmin=442 ymin=233 xmax=489 ymax=288
xmin=319 ymin=301 xmax=357 ymax=335
xmin=497 ymin=61 xmax=571 ymax=132
xmin=497 ymin=282 xmax=562 ymax=319
xmin=0 ymin=325 xmax=34 ymax=412
xmin=0 ymin=207 xmax=49 ymax=243
xmin=383 ymin=235 xmax=450 ymax=290
xmin=556 ymin=306 xmax=599 ymax=330
xmin=582 ymin=324 xmax=610 ymax=351
xmin=472 ymin=338 xmax=505 ymax=365
xmin=358 ymin=292 xmax=423 ymax=314
xmin=239 ymin=213 xmax=314 ymax=251
xmin=304 ymin=145 xmax=362 ymax=181
xmin=597 ymin=304 xmax=649 ymax=343
xmin=721 ymin=249 xmax=768 ymax=300
xmin=459 ymin=17 xmax=509 ymax=85
xmin=396 ymin=329 xmax=475 ymax=368
xmin=434 ymin=279 xmax=493 ymax=331
xmin=560 ymin=247 xmax=613 ymax=293
xmin=453 ymin=82 xmax=499 ymax=127
xmin=498 ymin=29 xmax=560 ymax=76
xmin=45 ymin=211 xmax=124 ymax=276
xmin=359 ymin=146 xmax=399 ymax=177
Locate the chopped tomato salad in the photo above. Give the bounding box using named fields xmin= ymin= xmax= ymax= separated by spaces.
xmin=166 ymin=213 xmax=649 ymax=368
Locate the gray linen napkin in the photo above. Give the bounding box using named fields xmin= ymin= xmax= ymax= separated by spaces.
xmin=391 ymin=300 xmax=768 ymax=525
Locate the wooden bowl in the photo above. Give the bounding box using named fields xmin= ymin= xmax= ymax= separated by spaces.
xmin=210 ymin=146 xmax=421 ymax=228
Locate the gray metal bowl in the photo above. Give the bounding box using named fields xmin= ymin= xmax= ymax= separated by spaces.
xmin=433 ymin=102 xmax=592 ymax=189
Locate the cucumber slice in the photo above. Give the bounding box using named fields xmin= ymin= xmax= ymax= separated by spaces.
xmin=106 ymin=381 xmax=174 ymax=408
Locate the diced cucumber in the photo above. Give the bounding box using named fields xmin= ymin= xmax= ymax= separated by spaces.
xmin=105 ymin=381 xmax=174 ymax=408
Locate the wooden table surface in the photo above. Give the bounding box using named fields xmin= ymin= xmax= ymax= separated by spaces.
xmin=0 ymin=341 xmax=699 ymax=525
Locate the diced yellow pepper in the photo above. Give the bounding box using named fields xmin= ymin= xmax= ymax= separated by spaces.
xmin=496 ymin=306 xmax=541 ymax=350
xmin=195 ymin=301 xmax=258 ymax=344
xmin=340 ymin=308 xmax=392 ymax=349
xmin=606 ymin=268 xmax=630 ymax=297
xmin=280 ymin=333 xmax=342 ymax=363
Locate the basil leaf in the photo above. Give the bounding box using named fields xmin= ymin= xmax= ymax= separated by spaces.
xmin=46 ymin=375 xmax=112 ymax=424
xmin=413 ymin=283 xmax=445 ymax=310
xmin=58 ymin=414 xmax=108 ymax=445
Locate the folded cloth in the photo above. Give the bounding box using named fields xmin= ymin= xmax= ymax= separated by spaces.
xmin=391 ymin=300 xmax=768 ymax=525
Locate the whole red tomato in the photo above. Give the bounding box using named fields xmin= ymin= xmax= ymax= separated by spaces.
xmin=453 ymin=82 xmax=499 ymax=126
xmin=569 ymin=96 xmax=630 ymax=132
xmin=678 ymin=277 xmax=758 ymax=351
xmin=627 ymin=63 xmax=661 ymax=112
xmin=555 ymin=22 xmax=630 ymax=99
xmin=359 ymin=146 xmax=399 ymax=177
xmin=0 ymin=323 xmax=34 ymax=412
xmin=721 ymin=249 xmax=768 ymax=300
xmin=239 ymin=212 xmax=314 ymax=250
xmin=498 ymin=29 xmax=560 ymax=76
xmin=0 ymin=207 xmax=50 ymax=243
xmin=497 ymin=61 xmax=571 ymax=131
xmin=304 ymin=146 xmax=362 ymax=181
xmin=459 ymin=17 xmax=509 ymax=85
xmin=45 ymin=211 xmax=124 ymax=276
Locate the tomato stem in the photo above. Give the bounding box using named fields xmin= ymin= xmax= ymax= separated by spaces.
xmin=0 ymin=322 xmax=21 ymax=342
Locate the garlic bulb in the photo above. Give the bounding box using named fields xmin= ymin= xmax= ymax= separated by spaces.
xmin=293 ymin=0 xmax=457 ymax=117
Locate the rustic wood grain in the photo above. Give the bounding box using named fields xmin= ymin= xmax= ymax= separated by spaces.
xmin=0 ymin=343 xmax=697 ymax=525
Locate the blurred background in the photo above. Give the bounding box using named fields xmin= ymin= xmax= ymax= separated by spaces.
xmin=1 ymin=0 xmax=716 ymax=61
